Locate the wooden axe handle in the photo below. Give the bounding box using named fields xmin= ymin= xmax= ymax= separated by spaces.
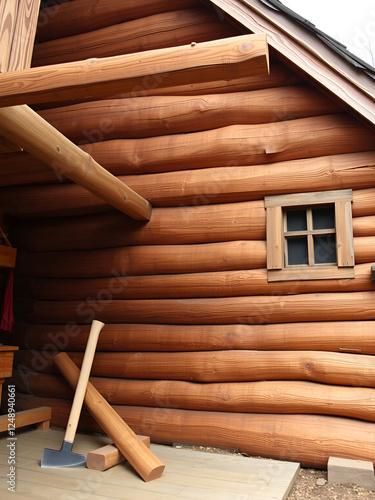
xmin=64 ymin=319 xmax=104 ymax=443
xmin=54 ymin=352 xmax=165 ymax=482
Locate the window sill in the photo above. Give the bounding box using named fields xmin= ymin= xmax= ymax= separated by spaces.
xmin=267 ymin=266 xmax=355 ymax=282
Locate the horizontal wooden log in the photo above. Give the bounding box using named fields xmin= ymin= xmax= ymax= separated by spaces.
xmin=2 ymin=156 xmax=375 ymax=216
xmin=33 ymin=8 xmax=238 ymax=66
xmin=14 ymin=203 xmax=375 ymax=252
xmin=0 ymin=105 xmax=152 ymax=220
xmin=36 ymin=0 xmax=201 ymax=43
xmin=0 ymin=35 xmax=269 ymax=107
xmin=15 ymin=349 xmax=375 ymax=387
xmin=16 ymin=241 xmax=267 ymax=278
xmin=15 ymin=201 xmax=266 ymax=251
xmin=24 ymin=263 xmax=375 ymax=300
xmin=15 ymin=234 xmax=375 ymax=279
xmin=15 ymin=394 xmax=375 ymax=467
xmin=10 ymin=320 xmax=375 ymax=354
xmin=24 ymin=291 xmax=375 ymax=325
xmin=38 ymin=85 xmax=341 ymax=141
xmin=14 ymin=373 xmax=375 ymax=422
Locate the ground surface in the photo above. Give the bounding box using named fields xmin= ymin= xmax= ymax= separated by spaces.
xmin=180 ymin=445 xmax=375 ymax=499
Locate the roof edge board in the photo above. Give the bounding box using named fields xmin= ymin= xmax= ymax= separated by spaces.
xmin=238 ymin=0 xmax=375 ymax=99
xmin=208 ymin=0 xmax=375 ymax=127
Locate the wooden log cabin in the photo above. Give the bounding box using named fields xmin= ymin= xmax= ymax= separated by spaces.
xmin=0 ymin=0 xmax=375 ymax=469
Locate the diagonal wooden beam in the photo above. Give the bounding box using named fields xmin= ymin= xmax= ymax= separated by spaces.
xmin=0 ymin=34 xmax=269 ymax=107
xmin=0 ymin=105 xmax=152 ymax=220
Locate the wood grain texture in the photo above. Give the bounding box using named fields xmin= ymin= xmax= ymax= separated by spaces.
xmin=0 ymin=0 xmax=39 ymax=73
xmin=4 ymin=152 xmax=375 ymax=218
xmin=0 ymin=35 xmax=269 ymax=107
xmin=14 ymin=203 xmax=375 ymax=252
xmin=32 ymin=8 xmax=238 ymax=66
xmin=0 ymin=105 xmax=152 ymax=220
xmin=37 ymin=85 xmax=341 ymax=141
xmin=24 ymin=291 xmax=375 ymax=325
xmin=16 ymin=349 xmax=375 ymax=387
xmin=54 ymin=352 xmax=165 ymax=482
xmin=15 ymin=373 xmax=375 ymax=422
xmin=15 ymin=394 xmax=375 ymax=468
xmin=36 ymin=0 xmax=201 ymax=42
xmin=11 ymin=320 xmax=375 ymax=354
xmin=209 ymin=0 xmax=375 ymax=126
xmin=23 ymin=263 xmax=375 ymax=301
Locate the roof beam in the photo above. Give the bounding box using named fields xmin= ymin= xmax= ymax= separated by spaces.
xmin=210 ymin=0 xmax=375 ymax=127
xmin=0 ymin=105 xmax=152 ymax=220
xmin=0 ymin=34 xmax=269 ymax=107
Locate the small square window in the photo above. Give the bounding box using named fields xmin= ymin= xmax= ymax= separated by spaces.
xmin=265 ymin=190 xmax=355 ymax=282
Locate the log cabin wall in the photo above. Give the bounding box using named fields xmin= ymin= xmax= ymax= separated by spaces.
xmin=1 ymin=0 xmax=375 ymax=467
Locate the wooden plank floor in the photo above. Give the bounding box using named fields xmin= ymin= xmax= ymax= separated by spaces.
xmin=0 ymin=428 xmax=299 ymax=500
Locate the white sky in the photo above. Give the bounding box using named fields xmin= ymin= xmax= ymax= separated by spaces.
xmin=280 ymin=0 xmax=375 ymax=66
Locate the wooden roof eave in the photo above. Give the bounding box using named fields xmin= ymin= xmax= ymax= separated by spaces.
xmin=209 ymin=0 xmax=375 ymax=127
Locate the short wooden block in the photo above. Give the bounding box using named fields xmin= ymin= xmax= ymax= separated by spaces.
xmin=87 ymin=435 xmax=151 ymax=471
xmin=0 ymin=407 xmax=51 ymax=432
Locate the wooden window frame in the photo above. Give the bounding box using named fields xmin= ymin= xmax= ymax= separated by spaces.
xmin=265 ymin=190 xmax=354 ymax=282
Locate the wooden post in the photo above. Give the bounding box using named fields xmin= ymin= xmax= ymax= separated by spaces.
xmin=0 ymin=105 xmax=152 ymax=220
xmin=54 ymin=352 xmax=165 ymax=482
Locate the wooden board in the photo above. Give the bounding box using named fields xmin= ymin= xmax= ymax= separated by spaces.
xmin=0 ymin=428 xmax=299 ymax=499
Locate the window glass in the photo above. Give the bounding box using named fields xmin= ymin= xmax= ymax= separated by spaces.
xmin=286 ymin=210 xmax=307 ymax=231
xmin=287 ymin=236 xmax=308 ymax=265
xmin=314 ymin=234 xmax=337 ymax=264
xmin=312 ymin=206 xmax=335 ymax=229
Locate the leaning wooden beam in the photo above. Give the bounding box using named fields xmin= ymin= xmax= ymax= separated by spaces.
xmin=87 ymin=436 xmax=150 ymax=471
xmin=54 ymin=352 xmax=165 ymax=482
xmin=0 ymin=105 xmax=152 ymax=220
xmin=0 ymin=35 xmax=269 ymax=107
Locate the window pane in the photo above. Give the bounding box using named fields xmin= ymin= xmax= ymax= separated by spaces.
xmin=286 ymin=210 xmax=307 ymax=231
xmin=314 ymin=234 xmax=337 ymax=264
xmin=312 ymin=206 xmax=335 ymax=229
xmin=287 ymin=236 xmax=308 ymax=265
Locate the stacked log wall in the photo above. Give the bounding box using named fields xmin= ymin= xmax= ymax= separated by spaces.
xmin=3 ymin=0 xmax=375 ymax=467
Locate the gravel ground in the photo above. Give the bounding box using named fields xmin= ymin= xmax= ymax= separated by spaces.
xmin=288 ymin=467 xmax=375 ymax=499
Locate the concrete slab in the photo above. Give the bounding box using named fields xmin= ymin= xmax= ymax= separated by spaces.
xmin=328 ymin=456 xmax=375 ymax=491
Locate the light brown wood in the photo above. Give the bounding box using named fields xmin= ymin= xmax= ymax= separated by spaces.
xmin=0 ymin=35 xmax=269 ymax=107
xmin=0 ymin=245 xmax=17 ymax=268
xmin=15 ymin=373 xmax=375 ymax=423
xmin=38 ymin=86 xmax=341 ymax=141
xmin=12 ymin=320 xmax=375 ymax=354
xmin=15 ymin=395 xmax=375 ymax=468
xmin=24 ymin=263 xmax=375 ymax=301
xmin=16 ymin=241 xmax=267 ymax=278
xmin=0 ymin=105 xmax=152 ymax=220
xmin=63 ymin=320 xmax=104 ymax=443
xmin=32 ymin=8 xmax=237 ymax=66
xmin=0 ymin=0 xmax=40 ymax=73
xmin=54 ymin=352 xmax=165 ymax=482
xmin=0 ymin=346 xmax=18 ymax=378
xmin=87 ymin=436 xmax=150 ymax=471
xmin=2 ymin=153 xmax=375 ymax=217
xmin=36 ymin=0 xmax=200 ymax=42
xmin=25 ymin=291 xmax=375 ymax=325
xmin=15 ymin=201 xmax=266 ymax=252
xmin=0 ymin=406 xmax=51 ymax=432
xmin=6 ymin=0 xmax=40 ymax=72
xmin=23 ymin=349 xmax=375 ymax=388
